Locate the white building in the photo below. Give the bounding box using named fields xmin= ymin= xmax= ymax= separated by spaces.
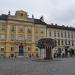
xmin=46 ymin=24 xmax=75 ymax=56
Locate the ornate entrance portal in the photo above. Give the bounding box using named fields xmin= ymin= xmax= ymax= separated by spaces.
xmin=19 ymin=43 xmax=24 ymax=56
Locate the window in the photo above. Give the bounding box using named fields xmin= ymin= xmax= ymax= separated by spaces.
xmin=36 ymin=53 xmax=39 ymax=57
xmin=61 ymin=40 xmax=64 ymax=45
xmin=56 ymin=40 xmax=57 ymax=46
xmin=16 ymin=35 xmax=24 ymax=41
xmin=20 ymin=28 xmax=23 ymax=32
xmin=35 ymin=28 xmax=39 ymax=33
xmin=57 ymin=32 xmax=60 ymax=37
xmin=54 ymin=31 xmax=56 ymax=37
xmin=68 ymin=40 xmax=70 ymax=45
xmin=27 ymin=27 xmax=32 ymax=33
xmin=27 ymin=35 xmax=32 ymax=41
xmin=11 ymin=47 xmax=14 ymax=51
xmin=2 ymin=26 xmax=5 ymax=31
xmin=65 ymin=32 xmax=66 ymax=38
xmin=18 ymin=26 xmax=24 ymax=32
xmin=28 ymin=29 xmax=31 ymax=33
xmin=11 ymin=34 xmax=16 ymax=41
xmin=21 ymin=13 xmax=23 ymax=16
xmin=40 ymin=28 xmax=44 ymax=34
xmin=49 ymin=31 xmax=51 ymax=36
xmin=11 ymin=25 xmax=16 ymax=32
xmin=65 ymin=40 xmax=67 ymax=45
xmin=68 ymin=32 xmax=70 ymax=38
xmin=1 ymin=47 xmax=4 ymax=51
xmin=0 ymin=35 xmax=5 ymax=40
xmin=58 ymin=39 xmax=60 ymax=45
xmin=28 ymin=47 xmax=31 ymax=51
xmin=71 ymin=33 xmax=73 ymax=38
xmin=61 ymin=32 xmax=63 ymax=38
xmin=72 ymin=41 xmax=74 ymax=46
xmin=35 ymin=36 xmax=39 ymax=42
xmin=41 ymin=31 xmax=44 ymax=34
xmin=36 ymin=49 xmax=38 ymax=51
xmin=40 ymin=35 xmax=44 ymax=39
xmin=0 ymin=24 xmax=5 ymax=32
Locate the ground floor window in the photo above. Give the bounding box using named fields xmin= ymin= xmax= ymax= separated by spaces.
xmin=11 ymin=47 xmax=14 ymax=51
xmin=1 ymin=47 xmax=4 ymax=51
xmin=28 ymin=47 xmax=31 ymax=51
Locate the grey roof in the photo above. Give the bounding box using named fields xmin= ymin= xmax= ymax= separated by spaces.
xmin=47 ymin=24 xmax=75 ymax=31
xmin=0 ymin=14 xmax=75 ymax=31
xmin=0 ymin=14 xmax=47 ymax=25
xmin=0 ymin=14 xmax=8 ymax=20
xmin=34 ymin=19 xmax=47 ymax=25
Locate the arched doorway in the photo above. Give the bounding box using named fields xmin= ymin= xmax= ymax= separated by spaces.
xmin=19 ymin=43 xmax=24 ymax=56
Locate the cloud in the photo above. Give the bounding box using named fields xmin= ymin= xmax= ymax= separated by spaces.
xmin=47 ymin=0 xmax=75 ymax=26
xmin=0 ymin=0 xmax=75 ymax=26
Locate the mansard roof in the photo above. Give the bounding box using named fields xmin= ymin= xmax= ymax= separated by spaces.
xmin=47 ymin=23 xmax=75 ymax=31
xmin=34 ymin=19 xmax=47 ymax=25
xmin=0 ymin=14 xmax=47 ymax=25
xmin=0 ymin=12 xmax=75 ymax=31
xmin=0 ymin=14 xmax=8 ymax=20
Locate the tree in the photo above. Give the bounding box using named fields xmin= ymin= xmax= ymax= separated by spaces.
xmin=37 ymin=38 xmax=56 ymax=59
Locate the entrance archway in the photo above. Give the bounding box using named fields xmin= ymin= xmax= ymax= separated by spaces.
xmin=19 ymin=43 xmax=24 ymax=56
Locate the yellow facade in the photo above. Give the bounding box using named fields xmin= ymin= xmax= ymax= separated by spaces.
xmin=0 ymin=10 xmax=46 ymax=57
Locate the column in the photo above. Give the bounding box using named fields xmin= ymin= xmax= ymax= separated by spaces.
xmin=15 ymin=25 xmax=19 ymax=56
xmin=5 ymin=24 xmax=11 ymax=57
xmin=40 ymin=49 xmax=45 ymax=59
xmin=32 ymin=24 xmax=35 ymax=56
xmin=24 ymin=26 xmax=27 ymax=55
xmin=5 ymin=43 xmax=10 ymax=57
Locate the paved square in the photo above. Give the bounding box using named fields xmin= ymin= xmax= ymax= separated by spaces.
xmin=0 ymin=57 xmax=75 ymax=75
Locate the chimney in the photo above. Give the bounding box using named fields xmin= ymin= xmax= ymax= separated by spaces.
xmin=40 ymin=16 xmax=44 ymax=22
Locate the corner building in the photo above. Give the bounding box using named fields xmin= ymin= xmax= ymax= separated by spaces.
xmin=0 ymin=10 xmax=46 ymax=57
xmin=47 ymin=24 xmax=75 ymax=55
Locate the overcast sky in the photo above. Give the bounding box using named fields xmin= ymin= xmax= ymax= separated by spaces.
xmin=0 ymin=0 xmax=75 ymax=27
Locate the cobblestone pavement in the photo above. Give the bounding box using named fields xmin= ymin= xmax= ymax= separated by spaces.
xmin=0 ymin=57 xmax=75 ymax=75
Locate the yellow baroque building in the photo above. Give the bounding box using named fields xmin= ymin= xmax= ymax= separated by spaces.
xmin=0 ymin=10 xmax=46 ymax=58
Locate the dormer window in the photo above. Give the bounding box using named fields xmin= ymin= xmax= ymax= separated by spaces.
xmin=21 ymin=13 xmax=23 ymax=16
xmin=15 ymin=10 xmax=28 ymax=19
